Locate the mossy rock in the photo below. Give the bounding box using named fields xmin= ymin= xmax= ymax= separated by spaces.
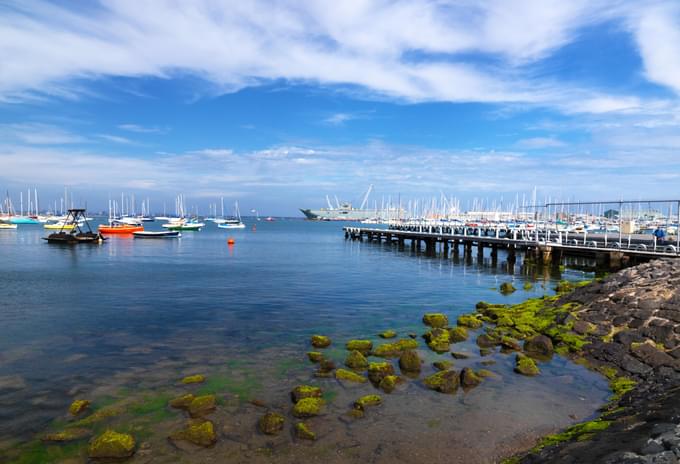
xmin=42 ymin=428 xmax=91 ymax=442
xmin=170 ymin=393 xmax=195 ymax=410
xmin=346 ymin=408 xmax=365 ymax=419
xmin=515 ymin=353 xmax=540 ymax=376
xmin=500 ymin=282 xmax=517 ymax=294
xmin=379 ymin=375 xmax=401 ymax=393
xmin=170 ymin=419 xmax=217 ymax=446
xmin=451 ymin=352 xmax=471 ymax=359
xmin=398 ymin=350 xmax=421 ymax=373
xmin=367 ymin=362 xmax=395 ymax=385
xmin=68 ymin=399 xmax=90 ymax=416
xmin=258 ymin=412 xmax=284 ymax=435
xmin=292 ymin=397 xmax=325 ymax=418
xmin=457 ymin=315 xmax=483 ymax=329
xmin=181 ymin=374 xmax=206 ymax=385
xmin=335 ymin=368 xmax=367 ymax=383
xmin=476 ymin=333 xmax=499 ymax=348
xmin=555 ymin=280 xmax=575 ymax=293
xmin=311 ymin=335 xmax=332 ymax=348
xmin=523 ymin=282 xmax=534 ymax=291
xmin=307 ymin=351 xmax=324 ymax=363
xmin=345 ymin=350 xmax=369 ymax=369
xmin=524 ymin=335 xmax=554 ymax=356
xmin=88 ymin=430 xmax=135 ymax=459
xmin=373 ymin=339 xmax=418 ymax=358
xmin=422 ymin=313 xmax=449 ymax=328
xmin=432 ymin=360 xmax=453 ymax=371
xmin=448 ymin=326 xmax=469 ymax=343
xmin=424 ymin=328 xmax=450 ymax=353
xmin=315 ymin=359 xmax=336 ymax=376
xmin=460 ymin=367 xmax=482 ymax=388
xmin=354 ymin=394 xmax=382 ymax=410
xmin=379 ymin=330 xmax=397 ymax=339
xmin=479 ymin=347 xmax=493 ymax=356
xmin=346 ymin=340 xmax=373 ymax=354
xmin=477 ymin=369 xmax=497 ymax=378
xmin=291 ymin=385 xmax=323 ymax=403
xmin=295 ymin=422 xmax=316 ymax=440
xmin=423 ymin=370 xmax=459 ymax=394
xmin=188 ymin=394 xmax=216 ymax=418
xmin=500 ymin=336 xmax=522 ymax=351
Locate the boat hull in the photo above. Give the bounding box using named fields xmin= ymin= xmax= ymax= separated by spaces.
xmin=99 ymin=225 xmax=144 ymax=234
xmin=133 ymin=231 xmax=181 ymax=238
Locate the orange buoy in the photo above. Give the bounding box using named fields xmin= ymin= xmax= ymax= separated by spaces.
xmin=227 ymin=237 xmax=235 ymax=245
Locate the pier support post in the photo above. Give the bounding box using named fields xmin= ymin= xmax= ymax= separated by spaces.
xmin=540 ymin=246 xmax=552 ymax=264
xmin=477 ymin=243 xmax=484 ymax=260
xmin=452 ymin=240 xmax=460 ymax=257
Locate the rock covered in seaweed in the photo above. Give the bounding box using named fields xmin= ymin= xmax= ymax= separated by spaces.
xmin=368 ymin=362 xmax=395 ymax=385
xmin=335 ymin=368 xmax=367 ymax=383
xmin=68 ymin=399 xmax=90 ymax=416
xmin=460 ymin=367 xmax=483 ymax=388
xmin=423 ymin=313 xmax=449 ymax=328
xmin=379 ymin=375 xmax=402 ymax=393
xmin=314 ymin=359 xmax=336 ymax=377
xmin=42 ymin=428 xmax=91 ymax=442
xmin=398 ymin=350 xmax=422 ymax=373
xmin=311 ymin=335 xmax=331 ymax=348
xmin=188 ymin=394 xmax=216 ymax=418
xmin=346 ymin=339 xmax=373 ymax=355
xmin=170 ymin=393 xmax=195 ymax=409
xmin=170 ymin=419 xmax=217 ymax=446
xmin=433 ymin=360 xmax=453 ymax=371
xmin=500 ymin=282 xmax=517 ymax=294
xmin=354 ymin=394 xmax=382 ymax=410
xmin=448 ymin=326 xmax=469 ymax=343
xmin=292 ymin=397 xmax=325 ymax=418
xmin=291 ymin=385 xmax=322 ymax=403
xmin=372 ymin=339 xmax=418 ymax=357
xmin=345 ymin=350 xmax=369 ymax=369
xmin=423 ymin=370 xmax=460 ymax=393
xmin=424 ymin=328 xmax=451 ymax=353
xmin=307 ymin=351 xmax=323 ymax=363
xmin=515 ymin=353 xmax=540 ymax=376
xmin=258 ymin=412 xmax=284 ymax=435
xmin=524 ymin=334 xmax=554 ymax=356
xmin=379 ymin=330 xmax=397 ymax=339
xmin=181 ymin=374 xmax=205 ymax=384
xmin=457 ymin=314 xmax=483 ymax=329
xmin=88 ymin=429 xmax=136 ymax=459
xmin=295 ymin=422 xmax=316 ymax=440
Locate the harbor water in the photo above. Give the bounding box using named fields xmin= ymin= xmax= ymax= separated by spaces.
xmin=0 ymin=220 xmax=610 ymax=463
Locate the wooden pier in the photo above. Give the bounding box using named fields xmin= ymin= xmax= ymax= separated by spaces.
xmin=343 ymin=224 xmax=680 ymax=268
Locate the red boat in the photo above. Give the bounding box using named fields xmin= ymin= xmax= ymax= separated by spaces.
xmin=99 ymin=221 xmax=144 ymax=234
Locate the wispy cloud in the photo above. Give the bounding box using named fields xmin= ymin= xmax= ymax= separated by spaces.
xmin=118 ymin=123 xmax=168 ymax=134
xmin=97 ymin=134 xmax=136 ymax=145
xmin=0 ymin=122 xmax=86 ymax=145
xmin=516 ymin=137 xmax=566 ymax=149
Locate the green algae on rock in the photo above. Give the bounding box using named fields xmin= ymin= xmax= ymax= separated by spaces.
xmin=477 ymin=369 xmax=497 ymax=379
xmin=423 ymin=370 xmax=460 ymax=393
xmin=398 ymin=350 xmax=421 ymax=373
xmin=346 ymin=339 xmax=373 ymax=354
xmin=258 ymin=412 xmax=285 ymax=435
xmin=524 ymin=334 xmax=554 ymax=356
xmin=523 ymin=282 xmax=534 ymax=291
xmin=335 ymin=368 xmax=368 ymax=383
xmin=354 ymin=394 xmax=382 ymax=410
xmin=345 ymin=350 xmax=369 ymax=369
xmin=433 ymin=360 xmax=453 ymax=371
xmin=533 ymin=419 xmax=612 ymax=451
xmin=311 ymin=335 xmax=331 ymax=348
xmin=291 ymin=385 xmax=323 ymax=403
xmin=422 ymin=313 xmax=449 ymax=328
xmin=292 ymin=397 xmax=325 ymax=418
xmin=70 ymin=404 xmax=125 ymax=427
xmin=515 ymin=353 xmax=540 ymax=376
xmin=314 ymin=358 xmax=336 ymax=377
xmin=424 ymin=328 xmax=451 ymax=353
xmin=307 ymin=351 xmax=324 ymax=363
xmin=379 ymin=375 xmax=401 ymax=393
xmin=181 ymin=374 xmax=206 ymax=385
xmin=372 ymin=339 xmax=418 ymax=358
xmin=499 ymin=282 xmax=517 ymax=294
xmin=448 ymin=326 xmax=469 ymax=343
xmin=457 ymin=314 xmax=483 ymax=329
xmin=367 ymin=362 xmax=395 ymax=385
xmin=169 ymin=393 xmax=195 ymax=410
xmin=170 ymin=419 xmax=217 ymax=447
xmin=42 ymin=428 xmax=91 ymax=442
xmin=88 ymin=430 xmax=135 ymax=459
xmin=460 ymin=367 xmax=482 ymax=388
xmin=379 ymin=329 xmax=397 ymax=339
xmin=295 ymin=422 xmax=316 ymax=440
xmin=188 ymin=394 xmax=216 ymax=418
xmin=500 ymin=336 xmax=522 ymax=351
xmin=68 ymin=399 xmax=90 ymax=416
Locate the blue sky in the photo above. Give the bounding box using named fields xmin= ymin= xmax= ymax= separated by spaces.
xmin=1 ymin=1 xmax=680 ymax=215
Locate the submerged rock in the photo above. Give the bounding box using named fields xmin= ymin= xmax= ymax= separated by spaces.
xmin=354 ymin=394 xmax=382 ymax=410
xmin=448 ymin=326 xmax=469 ymax=343
xmin=423 ymin=370 xmax=460 ymax=393
xmin=424 ymin=328 xmax=451 ymax=353
xmin=170 ymin=419 xmax=217 ymax=447
xmin=457 ymin=315 xmax=483 ymax=329
xmin=373 ymin=339 xmax=418 ymax=357
xmin=335 ymin=368 xmax=367 ymax=383
xmin=42 ymin=428 xmax=91 ymax=442
xmin=368 ymin=362 xmax=395 ymax=385
xmin=398 ymin=350 xmax=421 ymax=373
xmin=345 ymin=350 xmax=369 ymax=369
xmin=379 ymin=375 xmax=401 ymax=393
xmin=170 ymin=393 xmax=195 ymax=410
xmin=423 ymin=313 xmax=449 ymax=328
xmin=88 ymin=430 xmax=136 ymax=459
xmin=500 ymin=282 xmax=517 ymax=294
xmin=346 ymin=340 xmax=373 ymax=355
xmin=555 ymin=280 xmax=575 ymax=293
xmin=311 ymin=335 xmax=331 ymax=348
xmin=291 ymin=385 xmax=323 ymax=403
xmin=451 ymin=351 xmax=471 ymax=359
xmin=315 ymin=359 xmax=336 ymax=377
xmin=515 ymin=353 xmax=540 ymax=376
xmin=307 ymin=351 xmax=324 ymax=363
xmin=460 ymin=367 xmax=483 ymax=388
xmin=292 ymin=397 xmax=324 ymax=418
xmin=258 ymin=412 xmax=285 ymax=435
xmin=433 ymin=360 xmax=453 ymax=371
xmin=379 ymin=330 xmax=397 ymax=339
xmin=69 ymin=399 xmax=91 ymax=416
xmin=188 ymin=394 xmax=216 ymax=418
xmin=524 ymin=334 xmax=554 ymax=357
xmin=181 ymin=374 xmax=206 ymax=385
xmin=295 ymin=422 xmax=316 ymax=440
xmin=500 ymin=336 xmax=522 ymax=351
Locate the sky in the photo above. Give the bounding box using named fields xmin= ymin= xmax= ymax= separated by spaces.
xmin=1 ymin=0 xmax=680 ymax=215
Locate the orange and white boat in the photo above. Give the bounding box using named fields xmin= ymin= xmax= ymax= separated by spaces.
xmin=99 ymin=220 xmax=144 ymax=234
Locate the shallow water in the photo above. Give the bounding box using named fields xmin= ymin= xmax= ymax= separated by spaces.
xmin=0 ymin=220 xmax=609 ymax=463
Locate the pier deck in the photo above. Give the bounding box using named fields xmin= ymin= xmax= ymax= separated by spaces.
xmin=343 ymin=225 xmax=680 ymax=267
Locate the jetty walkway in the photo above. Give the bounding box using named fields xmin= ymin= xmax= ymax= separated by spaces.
xmin=343 ymin=224 xmax=680 ymax=268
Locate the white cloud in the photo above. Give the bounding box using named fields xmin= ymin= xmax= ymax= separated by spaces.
xmin=0 ymin=122 xmax=86 ymax=144
xmin=97 ymin=134 xmax=135 ymax=144
xmin=516 ymin=137 xmax=565 ymax=149
xmin=118 ymin=124 xmax=168 ymax=134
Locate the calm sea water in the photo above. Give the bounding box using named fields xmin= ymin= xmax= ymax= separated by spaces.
xmin=0 ymin=220 xmax=610 ymax=463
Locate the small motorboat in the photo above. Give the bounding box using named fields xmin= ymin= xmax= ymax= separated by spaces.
xmin=43 ymin=209 xmax=106 ymax=244
xmin=44 ymin=221 xmax=77 ymax=230
xmin=133 ymin=230 xmax=181 ymax=239
xmin=162 ymin=218 xmax=204 ymax=231
xmin=0 ymin=223 xmax=18 ymax=230
xmin=99 ymin=220 xmax=144 ymax=234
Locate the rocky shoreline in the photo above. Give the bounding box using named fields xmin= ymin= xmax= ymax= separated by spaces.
xmin=506 ymin=259 xmax=680 ymax=463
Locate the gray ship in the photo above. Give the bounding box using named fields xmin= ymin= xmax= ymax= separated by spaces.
xmin=300 ymin=186 xmax=403 ymax=221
